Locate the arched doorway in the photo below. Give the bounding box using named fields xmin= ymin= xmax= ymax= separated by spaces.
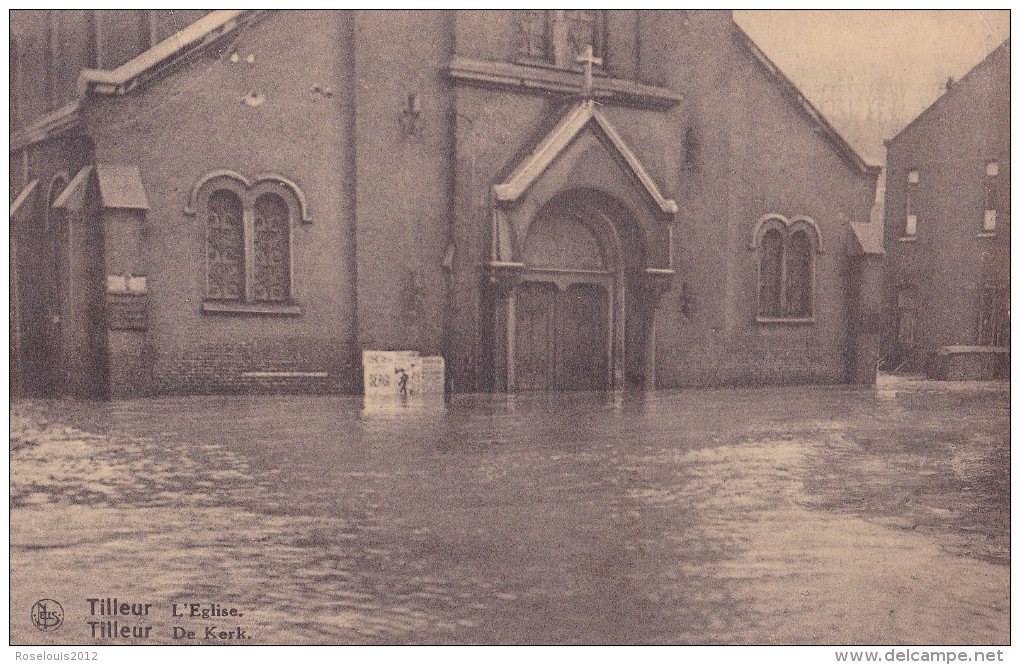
xmin=483 ymin=100 xmax=678 ymax=393
xmin=510 ymin=190 xmax=645 ymax=392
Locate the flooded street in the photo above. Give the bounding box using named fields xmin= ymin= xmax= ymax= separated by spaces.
xmin=10 ymin=375 xmax=1009 ymax=645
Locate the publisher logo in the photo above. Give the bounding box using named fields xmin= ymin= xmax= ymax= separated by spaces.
xmin=31 ymin=599 xmax=64 ymax=632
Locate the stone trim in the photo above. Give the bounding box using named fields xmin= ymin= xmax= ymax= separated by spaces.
xmin=185 ymin=170 xmax=310 ymax=223
xmin=78 ymin=11 xmax=260 ymax=97
xmin=492 ymin=100 xmax=678 ymax=216
xmin=749 ymin=214 xmax=824 ymax=253
xmin=200 ymin=301 xmax=302 ymax=317
xmin=447 ymin=56 xmax=682 ymax=110
xmin=9 ymin=179 xmax=39 ymax=220
xmin=9 ymin=101 xmax=81 ymax=153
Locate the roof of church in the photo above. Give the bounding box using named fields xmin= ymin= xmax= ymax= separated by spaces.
xmin=79 ymin=11 xmax=261 ymax=97
xmin=492 ymin=99 xmax=679 ymax=216
xmin=733 ymin=23 xmax=880 ymax=177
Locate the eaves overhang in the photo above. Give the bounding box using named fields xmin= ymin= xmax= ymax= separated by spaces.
xmin=78 ymin=10 xmax=261 ymax=97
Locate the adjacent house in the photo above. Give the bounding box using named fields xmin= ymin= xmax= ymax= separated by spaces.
xmin=881 ymin=40 xmax=1009 ymax=379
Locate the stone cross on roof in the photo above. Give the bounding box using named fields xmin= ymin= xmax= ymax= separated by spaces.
xmin=576 ymin=45 xmax=602 ymax=98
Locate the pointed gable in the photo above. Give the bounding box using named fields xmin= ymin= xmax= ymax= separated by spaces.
xmin=493 ymin=100 xmax=678 ymax=217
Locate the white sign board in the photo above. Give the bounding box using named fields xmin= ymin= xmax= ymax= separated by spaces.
xmin=362 ymin=350 xmax=420 ymax=397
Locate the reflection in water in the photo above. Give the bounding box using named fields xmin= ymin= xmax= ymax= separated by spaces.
xmin=9 ymin=374 xmax=1010 ymax=645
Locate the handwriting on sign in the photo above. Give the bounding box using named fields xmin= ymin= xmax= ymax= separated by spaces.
xmin=362 ymin=351 xmax=445 ymax=401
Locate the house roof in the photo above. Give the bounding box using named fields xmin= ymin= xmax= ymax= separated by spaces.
xmin=886 ymin=38 xmax=1010 ymax=146
xmin=733 ymin=23 xmax=880 ymax=177
xmin=492 ymin=99 xmax=679 ymax=216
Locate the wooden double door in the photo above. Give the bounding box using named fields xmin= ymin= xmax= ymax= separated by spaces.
xmin=515 ymin=279 xmax=610 ymax=391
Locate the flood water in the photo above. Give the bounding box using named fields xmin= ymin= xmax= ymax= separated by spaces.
xmin=10 ymin=375 xmax=1010 ymax=644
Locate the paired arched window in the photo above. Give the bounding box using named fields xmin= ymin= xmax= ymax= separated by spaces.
xmin=752 ymin=215 xmax=821 ymax=321
xmin=190 ymin=171 xmax=308 ymax=306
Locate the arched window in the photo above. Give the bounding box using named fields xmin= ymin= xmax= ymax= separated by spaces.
xmin=784 ymin=230 xmax=812 ymax=317
xmin=753 ymin=215 xmax=820 ymax=321
xmin=190 ymin=171 xmax=305 ymax=311
xmin=759 ymin=229 xmax=783 ymax=318
xmin=251 ymin=193 xmax=291 ymax=302
xmin=206 ymin=189 xmax=245 ymax=300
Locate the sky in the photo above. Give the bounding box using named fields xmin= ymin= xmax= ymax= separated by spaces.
xmin=734 ymin=10 xmax=1010 ymax=165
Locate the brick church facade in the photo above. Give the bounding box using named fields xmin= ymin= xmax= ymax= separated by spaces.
xmin=10 ymin=10 xmax=883 ymax=398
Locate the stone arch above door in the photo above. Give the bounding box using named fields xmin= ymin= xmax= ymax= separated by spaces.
xmin=488 ymin=100 xmax=676 ymax=273
xmin=484 ymin=100 xmax=679 ymax=393
xmin=523 ymin=210 xmax=606 ymax=272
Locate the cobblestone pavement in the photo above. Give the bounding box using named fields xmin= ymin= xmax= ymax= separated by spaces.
xmin=9 ymin=375 xmax=1009 ymax=644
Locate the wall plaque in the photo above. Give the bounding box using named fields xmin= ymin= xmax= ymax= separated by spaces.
xmin=107 ymin=292 xmax=147 ymax=330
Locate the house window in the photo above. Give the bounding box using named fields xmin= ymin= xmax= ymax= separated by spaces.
xmin=905 ymin=169 xmax=918 ymax=237
xmin=984 ymin=161 xmax=999 ymax=232
xmin=518 ymin=10 xmax=607 ymax=69
xmin=754 ymin=215 xmax=820 ymax=321
xmin=977 ymin=285 xmax=1009 ymax=346
xmin=192 ymin=172 xmax=304 ymax=311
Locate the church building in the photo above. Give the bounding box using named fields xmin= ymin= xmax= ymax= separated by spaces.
xmin=10 ymin=10 xmax=883 ymax=398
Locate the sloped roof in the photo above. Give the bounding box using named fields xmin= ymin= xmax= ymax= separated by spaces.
xmin=96 ymin=164 xmax=150 ymax=210
xmin=10 ymin=179 xmax=39 ymax=220
xmin=79 ymin=11 xmax=258 ymax=96
xmin=733 ymin=23 xmax=880 ymax=177
xmin=52 ymin=167 xmax=93 ymax=212
xmin=12 ymin=11 xmax=261 ymax=152
xmin=851 ymin=221 xmax=884 ymax=255
xmin=887 ymin=38 xmax=1010 ymax=145
xmin=492 ymin=99 xmax=678 ymax=216
xmin=52 ymin=165 xmax=151 ymax=211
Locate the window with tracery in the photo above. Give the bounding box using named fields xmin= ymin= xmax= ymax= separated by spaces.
xmin=755 ymin=217 xmax=819 ymax=321
xmin=565 ymin=10 xmax=605 ymax=62
xmin=784 ymin=230 xmax=812 ymax=317
xmin=197 ymin=174 xmax=299 ymax=306
xmin=252 ymin=193 xmax=291 ymax=302
xmin=759 ymin=229 xmax=783 ymax=318
xmin=518 ymin=10 xmax=607 ymax=68
xmin=206 ymin=189 xmax=245 ymax=300
xmin=519 ymin=10 xmax=549 ymax=61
